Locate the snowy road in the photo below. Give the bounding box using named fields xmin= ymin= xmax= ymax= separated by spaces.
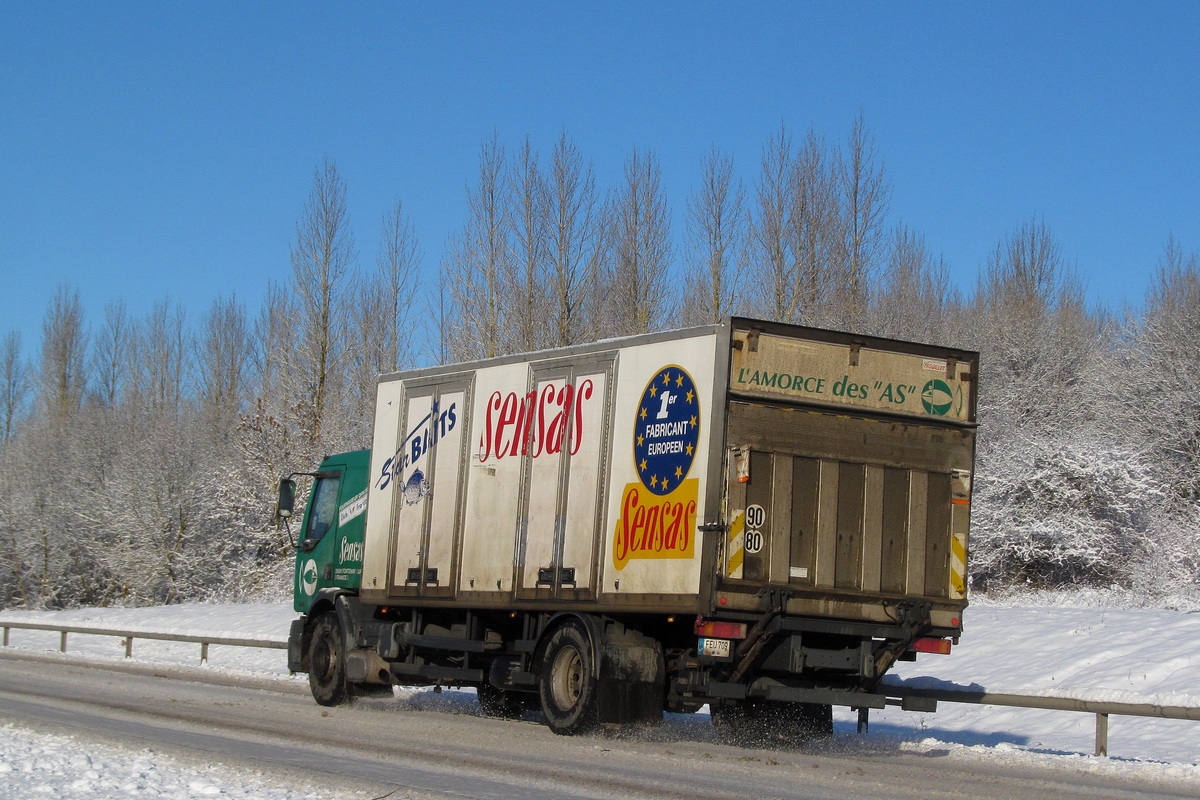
xmin=1 ymin=651 xmax=1195 ymax=800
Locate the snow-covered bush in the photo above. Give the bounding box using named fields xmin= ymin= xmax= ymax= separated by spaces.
xmin=1129 ymin=503 xmax=1200 ymax=601
xmin=971 ymin=433 xmax=1163 ymax=590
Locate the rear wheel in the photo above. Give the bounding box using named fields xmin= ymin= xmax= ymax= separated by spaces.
xmin=308 ymin=613 xmax=349 ymax=706
xmin=538 ymin=622 xmax=598 ymax=735
xmin=711 ymin=699 xmax=832 ymax=747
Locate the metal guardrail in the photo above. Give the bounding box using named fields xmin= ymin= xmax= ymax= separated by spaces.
xmin=2 ymin=619 xmax=1196 ymax=757
xmin=881 ymin=684 xmax=1200 ymax=757
xmin=0 ymin=619 xmax=287 ymax=665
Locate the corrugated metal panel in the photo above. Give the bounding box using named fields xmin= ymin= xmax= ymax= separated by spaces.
xmin=788 ymin=457 xmax=820 ymax=586
xmin=834 ymin=462 xmax=865 ymax=590
xmin=880 ymin=467 xmax=909 ymax=593
xmin=725 ymin=400 xmax=973 ymax=608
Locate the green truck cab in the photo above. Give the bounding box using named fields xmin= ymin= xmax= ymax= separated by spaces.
xmin=284 ymin=450 xmax=369 ymax=615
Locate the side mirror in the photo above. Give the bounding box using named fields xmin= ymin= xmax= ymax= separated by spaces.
xmin=277 ymin=478 xmax=296 ymax=519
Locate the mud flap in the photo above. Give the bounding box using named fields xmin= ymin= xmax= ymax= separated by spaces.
xmin=596 ymin=632 xmax=666 ymax=725
xmin=287 ymin=617 xmax=306 ymax=673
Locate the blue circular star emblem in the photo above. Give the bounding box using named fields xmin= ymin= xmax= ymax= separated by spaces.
xmin=633 ymin=365 xmax=700 ymax=495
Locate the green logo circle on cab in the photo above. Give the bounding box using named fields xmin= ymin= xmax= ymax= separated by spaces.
xmin=300 ymin=558 xmax=318 ymax=596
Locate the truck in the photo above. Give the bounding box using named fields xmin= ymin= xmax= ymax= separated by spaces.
xmin=279 ymin=317 xmax=978 ymax=744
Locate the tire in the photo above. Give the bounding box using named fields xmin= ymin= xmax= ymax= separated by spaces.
xmin=477 ymin=683 xmax=527 ymax=719
xmin=538 ymin=621 xmax=599 ymax=735
xmin=308 ymin=613 xmax=350 ymax=707
xmin=711 ymin=699 xmax=832 ymax=748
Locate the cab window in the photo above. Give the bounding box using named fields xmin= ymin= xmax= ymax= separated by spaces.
xmin=305 ymin=477 xmax=341 ymax=542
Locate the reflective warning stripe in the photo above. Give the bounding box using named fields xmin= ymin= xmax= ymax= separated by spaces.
xmin=949 ymin=469 xmax=972 ymax=600
xmin=949 ymin=532 xmax=967 ymax=599
xmin=726 ymin=510 xmax=745 ymax=579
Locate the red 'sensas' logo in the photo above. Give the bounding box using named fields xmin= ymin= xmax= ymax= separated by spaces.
xmin=477 ymin=379 xmax=595 ymax=461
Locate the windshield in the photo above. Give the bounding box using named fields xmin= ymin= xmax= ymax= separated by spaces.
xmin=305 ymin=476 xmax=341 ymax=541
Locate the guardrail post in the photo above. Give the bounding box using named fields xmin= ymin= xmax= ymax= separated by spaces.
xmin=60 ymin=631 xmax=68 ymax=653
xmin=125 ymin=637 xmax=133 ymax=658
xmin=200 ymin=641 xmax=208 ymax=665
xmin=3 ymin=626 xmax=8 ymax=646
xmin=1095 ymin=712 xmax=1109 ymax=757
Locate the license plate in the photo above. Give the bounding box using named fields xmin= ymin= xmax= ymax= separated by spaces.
xmin=698 ymin=637 xmax=731 ymax=658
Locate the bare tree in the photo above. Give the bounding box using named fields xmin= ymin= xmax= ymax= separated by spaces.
xmin=506 ymin=136 xmax=550 ymax=352
xmin=197 ymin=294 xmax=251 ymax=438
xmin=37 ymin=284 xmax=89 ymax=420
xmin=833 ymin=113 xmax=892 ymax=325
xmin=290 ymin=156 xmax=357 ymax=441
xmin=788 ymin=128 xmax=839 ymax=326
xmin=1130 ymin=236 xmax=1200 ymax=500
xmin=981 ymin=217 xmax=1069 ymax=328
xmin=134 ymin=299 xmax=190 ymax=420
xmin=93 ymin=300 xmax=132 ymax=409
xmin=375 ymin=197 xmax=422 ymax=373
xmin=346 ymin=197 xmax=423 ymax=435
xmin=251 ymin=281 xmax=294 ymax=401
xmin=423 ymin=267 xmax=455 ymax=367
xmin=546 ymin=131 xmax=604 ymax=347
xmin=238 ymin=281 xmax=318 ymax=516
xmin=872 ymin=224 xmax=956 ymax=343
xmin=681 ymin=146 xmax=747 ymax=325
xmin=235 ymin=281 xmax=319 ymax=557
xmin=749 ymin=124 xmax=794 ymax=323
xmin=975 ymin=217 xmax=1098 ymax=435
xmin=0 ymin=332 xmax=28 ymax=449
xmin=446 ymin=132 xmax=510 ymax=360
xmin=966 ymin=220 xmax=1122 ymax=592
xmin=346 ymin=284 xmax=386 ymax=443
xmin=607 ymin=146 xmax=673 ymax=336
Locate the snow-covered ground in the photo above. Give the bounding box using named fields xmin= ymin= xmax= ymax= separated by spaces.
xmin=0 ymin=722 xmax=348 ymax=800
xmin=879 ymin=598 xmax=1200 ymax=771
xmin=2 ymin=595 xmax=1199 ymax=796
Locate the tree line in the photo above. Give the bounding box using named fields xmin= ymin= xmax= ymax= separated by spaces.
xmin=1 ymin=118 xmax=1197 ymax=609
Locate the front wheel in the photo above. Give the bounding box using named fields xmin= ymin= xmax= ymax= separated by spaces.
xmin=308 ymin=613 xmax=349 ymax=706
xmin=538 ymin=622 xmax=599 ymax=735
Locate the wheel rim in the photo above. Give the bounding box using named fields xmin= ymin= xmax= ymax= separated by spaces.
xmin=313 ymin=635 xmax=334 ymax=682
xmin=550 ymin=645 xmax=583 ymax=709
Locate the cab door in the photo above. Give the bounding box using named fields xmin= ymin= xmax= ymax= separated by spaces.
xmin=295 ymin=470 xmax=342 ymax=612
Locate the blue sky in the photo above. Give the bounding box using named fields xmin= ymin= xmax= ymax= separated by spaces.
xmin=2 ymin=2 xmax=1198 ymax=354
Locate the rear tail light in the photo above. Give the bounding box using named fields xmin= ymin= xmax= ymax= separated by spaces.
xmin=694 ymin=619 xmax=748 ymax=639
xmin=910 ymin=637 xmax=952 ymax=655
